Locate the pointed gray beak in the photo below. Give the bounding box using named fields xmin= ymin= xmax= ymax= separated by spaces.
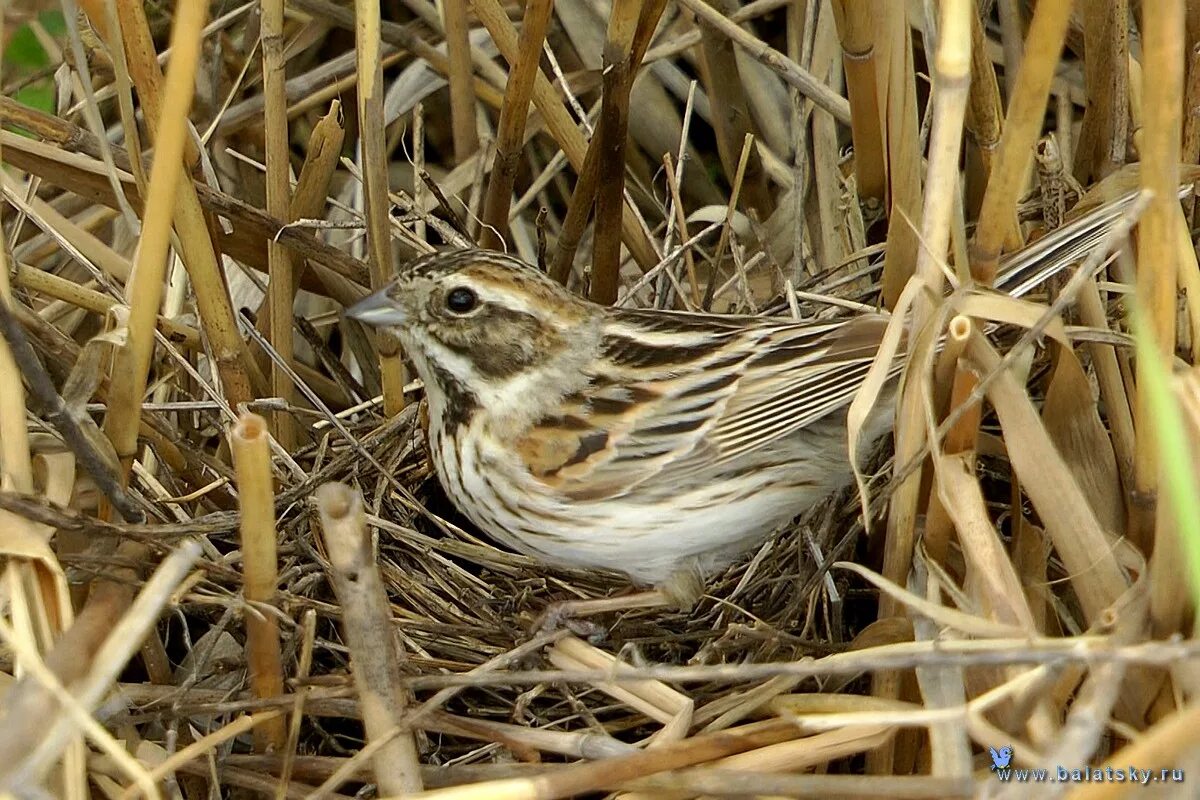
xmin=344 ymin=289 xmax=406 ymax=327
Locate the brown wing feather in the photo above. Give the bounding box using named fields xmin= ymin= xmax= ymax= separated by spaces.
xmin=514 ymin=313 xmax=893 ymax=500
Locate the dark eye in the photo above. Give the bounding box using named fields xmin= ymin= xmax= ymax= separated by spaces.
xmin=445 ymin=287 xmax=478 ymax=314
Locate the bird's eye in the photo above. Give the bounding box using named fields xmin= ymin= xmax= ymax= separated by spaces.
xmin=444 ymin=286 xmax=478 ymax=315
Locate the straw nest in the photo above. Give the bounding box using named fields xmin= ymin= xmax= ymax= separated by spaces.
xmin=2 ymin=0 xmax=1200 ymax=798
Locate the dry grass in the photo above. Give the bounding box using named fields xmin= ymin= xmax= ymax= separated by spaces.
xmin=1 ymin=0 xmax=1199 ymax=797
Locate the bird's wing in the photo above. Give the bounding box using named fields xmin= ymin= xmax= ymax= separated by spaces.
xmin=514 ymin=313 xmax=894 ymax=501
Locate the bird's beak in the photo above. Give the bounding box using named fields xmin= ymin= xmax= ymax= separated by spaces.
xmin=344 ymin=289 xmax=406 ymax=327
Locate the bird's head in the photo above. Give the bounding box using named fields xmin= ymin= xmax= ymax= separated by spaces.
xmin=346 ymin=249 xmax=599 ymax=419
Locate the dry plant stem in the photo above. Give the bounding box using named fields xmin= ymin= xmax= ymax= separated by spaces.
xmin=876 ymin=1 xmax=923 ymax=310
xmin=470 ymin=0 xmax=659 ymax=271
xmin=0 ymin=541 xmax=201 ymax=791
xmin=400 ymin=720 xmax=799 ymax=800
xmin=701 ymin=134 xmax=755 ymax=308
xmin=253 ymin=101 xmax=347 ymax=355
xmin=830 ymin=0 xmax=885 ymax=202
xmin=0 ymin=296 xmax=143 ymax=522
xmin=479 ymin=0 xmax=555 ymax=250
xmin=287 ymin=0 xmax=505 ymax=113
xmin=106 ymin=0 xmax=262 ymax=404
xmin=315 ymin=483 xmax=422 ymax=794
xmin=886 ymin=0 xmax=969 ymax=568
xmin=262 ymin=0 xmax=297 ymax=450
xmin=590 ymin=0 xmax=648 ymax=304
xmin=231 ymin=414 xmax=287 ymax=752
xmin=355 ymin=0 xmax=408 ymax=417
xmin=970 ymin=0 xmax=1074 ymax=283
xmin=442 ymin=0 xmax=480 ymax=163
xmin=1132 ymin=0 xmax=1185 ymax=545
xmin=100 ymin=0 xmax=208 ymax=476
xmin=1074 ymin=0 xmax=1129 ymax=182
xmin=964 ymin=8 xmax=1009 ymax=230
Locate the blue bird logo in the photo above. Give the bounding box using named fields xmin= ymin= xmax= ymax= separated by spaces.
xmin=989 ymin=746 xmax=1013 ymax=770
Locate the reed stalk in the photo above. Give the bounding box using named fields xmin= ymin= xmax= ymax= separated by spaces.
xmin=231 ymin=414 xmax=287 ymax=752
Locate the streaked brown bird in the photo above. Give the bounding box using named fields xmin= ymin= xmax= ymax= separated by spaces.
xmin=347 ymin=249 xmax=898 ymax=597
xmin=346 ymin=205 xmax=1121 ymax=603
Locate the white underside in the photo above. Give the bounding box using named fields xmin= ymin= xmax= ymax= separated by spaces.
xmin=434 ymin=402 xmax=894 ymax=586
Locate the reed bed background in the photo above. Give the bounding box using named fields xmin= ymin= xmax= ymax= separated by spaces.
xmin=1 ymin=0 xmax=1199 ymax=797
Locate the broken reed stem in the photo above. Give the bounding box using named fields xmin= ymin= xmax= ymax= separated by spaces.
xmin=924 ymin=314 xmax=974 ymax=565
xmin=355 ymin=0 xmax=408 ymax=416
xmin=1133 ymin=0 xmax=1185 ymax=545
xmin=479 ymin=0 xmax=555 ymax=250
xmin=231 ymin=413 xmax=287 ymax=752
xmin=970 ymin=0 xmax=1074 ymax=283
xmin=315 ymin=482 xmax=423 ymax=794
xmin=261 ymin=0 xmax=297 ymax=450
xmin=100 ymin=0 xmax=208 ymax=476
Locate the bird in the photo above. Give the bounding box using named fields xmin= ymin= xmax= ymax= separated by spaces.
xmin=988 ymin=745 xmax=1013 ymax=770
xmin=343 ymin=194 xmax=1130 ymax=606
xmin=346 ymin=248 xmax=899 ymax=602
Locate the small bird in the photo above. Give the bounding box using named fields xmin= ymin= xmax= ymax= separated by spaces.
xmin=988 ymin=745 xmax=1013 ymax=770
xmin=346 ymin=249 xmax=897 ymax=598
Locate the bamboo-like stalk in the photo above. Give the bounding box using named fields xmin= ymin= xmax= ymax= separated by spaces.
xmin=590 ymin=0 xmax=647 ymax=304
xmin=871 ymin=2 xmax=970 ymax=774
xmin=1133 ymin=0 xmax=1186 ymax=546
xmin=963 ymin=8 xmax=1008 ymax=230
xmin=98 ymin=0 xmax=208 ymax=477
xmin=102 ymin=0 xmax=263 ymax=405
xmin=230 ymin=414 xmax=287 ymax=752
xmin=479 ymin=0 xmax=555 ymax=250
xmin=442 ymin=0 xmax=480 ymax=163
xmin=829 ymin=0 xmax=885 ymax=203
xmin=355 ymin=0 xmax=409 ymax=417
xmin=970 ymin=0 xmax=1074 ymax=284
xmin=924 ymin=315 xmax=976 ymax=565
xmin=881 ymin=0 xmax=970 ymax=616
xmin=262 ymin=0 xmax=296 ymax=450
xmin=315 ymin=482 xmax=423 ymax=794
